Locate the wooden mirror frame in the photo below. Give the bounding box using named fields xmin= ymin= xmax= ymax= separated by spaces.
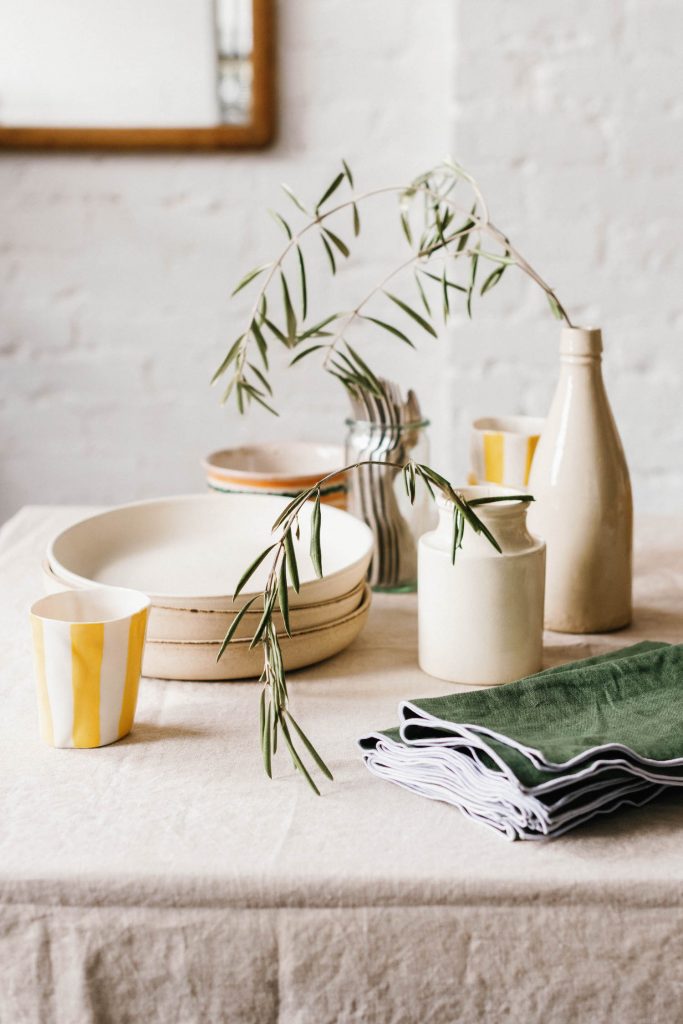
xmin=0 ymin=0 xmax=275 ymax=151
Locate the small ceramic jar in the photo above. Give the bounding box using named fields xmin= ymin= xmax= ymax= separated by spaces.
xmin=418 ymin=486 xmax=545 ymax=686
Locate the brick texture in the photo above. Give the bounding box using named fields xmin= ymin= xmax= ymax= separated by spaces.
xmin=449 ymin=0 xmax=683 ymax=512
xmin=0 ymin=0 xmax=681 ymax=521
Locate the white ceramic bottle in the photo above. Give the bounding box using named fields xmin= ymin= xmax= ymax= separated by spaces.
xmin=528 ymin=326 xmax=632 ymax=633
xmin=418 ymin=487 xmax=545 ymax=685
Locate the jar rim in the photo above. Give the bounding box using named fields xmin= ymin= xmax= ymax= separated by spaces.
xmin=437 ymin=485 xmax=533 ymax=514
xmin=345 ymin=417 xmax=430 ymax=429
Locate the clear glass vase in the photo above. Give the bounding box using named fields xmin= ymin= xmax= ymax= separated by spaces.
xmin=345 ymin=417 xmax=433 ymax=593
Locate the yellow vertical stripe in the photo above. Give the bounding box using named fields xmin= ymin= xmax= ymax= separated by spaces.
xmin=119 ymin=609 xmax=148 ymax=738
xmin=31 ymin=617 xmax=54 ymax=746
xmin=71 ymin=623 xmax=104 ymax=748
xmin=483 ymin=432 xmax=505 ymax=484
xmin=525 ymin=435 xmax=540 ymax=485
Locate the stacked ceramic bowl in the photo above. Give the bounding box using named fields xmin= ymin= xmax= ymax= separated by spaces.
xmin=203 ymin=442 xmax=348 ymax=508
xmin=44 ymin=494 xmax=374 ymax=681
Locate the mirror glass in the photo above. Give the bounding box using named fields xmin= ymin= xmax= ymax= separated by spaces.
xmin=0 ymin=0 xmax=272 ymax=146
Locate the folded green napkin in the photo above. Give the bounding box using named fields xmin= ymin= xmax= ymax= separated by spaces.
xmin=359 ymin=642 xmax=683 ymax=840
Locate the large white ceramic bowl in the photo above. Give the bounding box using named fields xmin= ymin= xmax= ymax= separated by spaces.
xmin=142 ymin=586 xmax=372 ymax=681
xmin=47 ymin=494 xmax=374 ymax=610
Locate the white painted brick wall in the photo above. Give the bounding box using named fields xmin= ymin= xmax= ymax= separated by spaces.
xmin=449 ymin=0 xmax=683 ymax=513
xmin=1 ymin=0 xmax=681 ymax=522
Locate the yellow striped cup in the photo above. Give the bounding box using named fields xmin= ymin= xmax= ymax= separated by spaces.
xmin=30 ymin=588 xmax=150 ymax=749
xmin=469 ymin=416 xmax=545 ymax=490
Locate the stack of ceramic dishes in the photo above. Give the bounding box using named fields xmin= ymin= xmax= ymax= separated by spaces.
xmin=44 ymin=494 xmax=373 ymax=681
xmin=202 ymin=442 xmax=347 ymax=508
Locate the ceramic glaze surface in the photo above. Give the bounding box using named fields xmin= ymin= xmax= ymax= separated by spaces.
xmin=30 ymin=588 xmax=150 ymax=748
xmin=528 ymin=328 xmax=633 ymax=633
xmin=142 ymin=586 xmax=372 ymax=681
xmin=469 ymin=415 xmax=545 ymax=489
xmin=47 ymin=494 xmax=373 ymax=608
xmin=203 ymin=443 xmax=347 ymax=508
xmin=418 ymin=488 xmax=545 ymax=686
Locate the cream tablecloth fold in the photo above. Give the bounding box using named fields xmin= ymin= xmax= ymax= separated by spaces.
xmin=1 ymin=507 xmax=683 ymax=1024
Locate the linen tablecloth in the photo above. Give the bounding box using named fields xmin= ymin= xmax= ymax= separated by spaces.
xmin=1 ymin=506 xmax=682 ymax=1024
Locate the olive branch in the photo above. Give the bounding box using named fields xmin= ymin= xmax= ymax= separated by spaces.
xmin=212 ymin=158 xmax=552 ymax=791
xmin=212 ymin=158 xmax=573 ymax=410
xmin=218 ymin=458 xmax=532 ymax=794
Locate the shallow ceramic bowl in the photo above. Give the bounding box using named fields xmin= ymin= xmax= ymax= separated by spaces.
xmin=142 ymin=586 xmax=372 ymax=680
xmin=203 ymin=442 xmax=347 ymax=508
xmin=42 ymin=560 xmax=366 ymax=643
xmin=47 ymin=494 xmax=374 ymax=610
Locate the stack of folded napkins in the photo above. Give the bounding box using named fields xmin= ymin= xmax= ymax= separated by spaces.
xmin=359 ymin=642 xmax=683 ymax=840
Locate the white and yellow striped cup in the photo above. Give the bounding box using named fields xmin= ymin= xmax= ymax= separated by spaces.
xmin=469 ymin=416 xmax=545 ymax=490
xmin=30 ymin=588 xmax=150 ymax=749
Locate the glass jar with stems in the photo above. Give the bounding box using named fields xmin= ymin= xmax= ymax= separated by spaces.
xmin=345 ymin=414 xmax=433 ymax=592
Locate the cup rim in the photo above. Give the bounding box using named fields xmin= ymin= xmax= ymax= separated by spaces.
xmin=30 ymin=586 xmax=151 ymax=625
xmin=203 ymin=441 xmax=345 ymax=482
xmin=472 ymin=415 xmax=544 ymax=436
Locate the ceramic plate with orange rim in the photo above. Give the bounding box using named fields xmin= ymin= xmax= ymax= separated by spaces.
xmin=202 ymin=442 xmax=347 ymax=508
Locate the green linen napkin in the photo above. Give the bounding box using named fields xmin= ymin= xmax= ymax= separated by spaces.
xmin=360 ymin=642 xmax=683 ymax=840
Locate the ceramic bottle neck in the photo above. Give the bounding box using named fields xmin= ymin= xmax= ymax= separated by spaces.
xmin=559 ymin=326 xmax=604 ymax=369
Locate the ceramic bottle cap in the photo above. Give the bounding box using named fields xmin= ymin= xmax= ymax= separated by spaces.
xmin=560 ymin=326 xmax=603 ymax=357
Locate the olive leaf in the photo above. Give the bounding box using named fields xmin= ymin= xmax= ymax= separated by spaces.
xmin=269 ymin=209 xmax=292 ymax=239
xmin=310 ymin=491 xmax=323 ymax=577
xmin=341 ymin=159 xmax=354 ymax=188
xmin=248 ymin=362 xmax=272 ymax=396
xmin=384 ymin=291 xmax=437 ymax=337
xmin=285 ymin=709 xmax=333 ymax=780
xmin=263 ymin=317 xmax=287 ymax=343
xmin=456 ymin=206 xmax=477 ymax=253
xmin=249 ymin=587 xmax=278 ymax=649
xmin=289 ymin=344 xmax=325 ymax=367
xmin=281 ymin=183 xmax=308 ymax=214
xmin=245 ymin=391 xmax=278 ymax=417
xmin=414 ymin=272 xmax=432 ymax=317
xmin=342 ymin=343 xmax=385 ymax=396
xmin=234 ymin=543 xmax=277 ymax=599
xmin=296 ymin=245 xmax=308 ymax=320
xmin=211 ymin=335 xmax=244 ymax=384
xmin=422 ymin=271 xmax=467 ymax=293
xmin=364 ymin=316 xmax=415 ymax=348
xmin=298 ymin=313 xmax=341 ymax=341
xmin=284 ymin=529 xmax=300 ymax=592
xmin=217 ymin=594 xmax=260 ymax=660
xmin=277 ymin=560 xmax=291 ymax=637
xmin=320 ymin=234 xmax=337 ymax=274
xmin=279 ymin=716 xmax=321 ymax=795
xmin=480 ymin=265 xmax=505 ymax=296
xmin=251 ymin=320 xmax=269 ymax=370
xmin=466 ymin=252 xmax=479 ymax=318
xmin=547 ymin=293 xmax=564 ymax=319
xmin=322 ymin=228 xmax=350 ymax=259
xmin=400 ymin=211 xmax=413 ymax=246
xmin=262 ymin=697 xmax=272 ymax=777
xmin=316 ymin=171 xmax=345 ymax=212
xmin=280 ymin=273 xmax=297 ymax=346
xmin=231 ymin=263 xmax=271 ymax=297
